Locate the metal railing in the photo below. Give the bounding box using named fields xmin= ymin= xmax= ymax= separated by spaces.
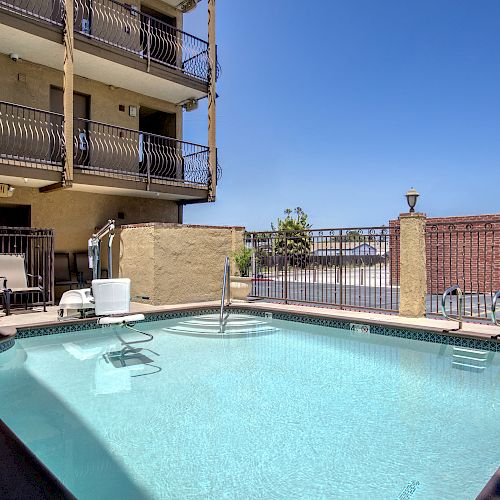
xmin=0 ymin=0 xmax=63 ymax=25
xmin=246 ymin=226 xmax=400 ymax=313
xmin=441 ymin=285 xmax=463 ymax=329
xmin=74 ymin=0 xmax=211 ymax=81
xmin=0 ymin=101 xmax=64 ymax=171
xmin=426 ymin=219 xmax=499 ymax=320
xmin=0 ymin=227 xmax=55 ymax=306
xmin=0 ymin=0 xmax=211 ymax=83
xmin=0 ymin=101 xmax=212 ymax=188
xmin=74 ymin=117 xmax=210 ymax=186
xmin=219 ymin=256 xmax=230 ymax=333
xmin=491 ymin=291 xmax=500 ymax=327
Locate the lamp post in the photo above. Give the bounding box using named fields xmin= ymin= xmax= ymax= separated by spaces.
xmin=405 ymin=188 xmax=419 ymax=213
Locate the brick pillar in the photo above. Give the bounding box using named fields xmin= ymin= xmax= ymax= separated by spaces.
xmin=399 ymin=212 xmax=427 ymax=317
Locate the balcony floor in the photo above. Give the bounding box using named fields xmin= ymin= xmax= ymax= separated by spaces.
xmin=0 ymin=13 xmax=207 ymax=103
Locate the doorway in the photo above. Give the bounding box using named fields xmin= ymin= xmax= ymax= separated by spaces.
xmin=50 ymin=87 xmax=91 ymax=166
xmin=0 ymin=204 xmax=31 ymax=227
xmin=139 ymin=107 xmax=178 ymax=180
xmin=140 ymin=6 xmax=177 ymax=67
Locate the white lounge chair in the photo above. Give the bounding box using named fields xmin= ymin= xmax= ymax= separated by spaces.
xmin=0 ymin=253 xmax=46 ymax=316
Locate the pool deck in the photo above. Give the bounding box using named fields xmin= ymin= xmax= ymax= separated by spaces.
xmin=1 ymin=300 xmax=499 ymax=341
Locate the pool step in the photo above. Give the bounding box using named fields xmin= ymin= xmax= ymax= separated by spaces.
xmin=162 ymin=314 xmax=277 ymax=337
xmin=451 ymin=347 xmax=488 ymax=372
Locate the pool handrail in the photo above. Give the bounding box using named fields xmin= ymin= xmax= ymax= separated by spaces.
xmin=219 ymin=256 xmax=230 ymax=333
xmin=441 ymin=285 xmax=463 ymax=330
xmin=492 ymin=290 xmax=500 ymax=327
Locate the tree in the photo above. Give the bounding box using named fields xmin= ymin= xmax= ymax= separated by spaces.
xmin=271 ymin=207 xmax=312 ymax=267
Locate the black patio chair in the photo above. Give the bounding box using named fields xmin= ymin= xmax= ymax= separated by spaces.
xmin=55 ymin=253 xmax=78 ymax=291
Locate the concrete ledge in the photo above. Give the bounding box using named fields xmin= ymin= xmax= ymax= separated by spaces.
xmin=476 ymin=468 xmax=500 ymax=500
xmin=3 ymin=301 xmax=499 ymax=344
xmin=231 ymin=301 xmax=500 ymax=341
xmin=0 ymin=327 xmax=16 ymax=339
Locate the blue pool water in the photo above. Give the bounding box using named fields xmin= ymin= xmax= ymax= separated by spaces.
xmin=0 ymin=313 xmax=498 ymax=499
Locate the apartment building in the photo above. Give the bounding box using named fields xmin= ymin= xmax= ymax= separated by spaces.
xmin=0 ymin=0 xmax=218 ymax=253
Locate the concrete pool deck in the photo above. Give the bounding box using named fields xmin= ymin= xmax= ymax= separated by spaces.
xmin=1 ymin=300 xmax=499 ymax=341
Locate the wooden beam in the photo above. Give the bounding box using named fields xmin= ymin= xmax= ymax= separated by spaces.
xmin=207 ymin=0 xmax=217 ymax=201
xmin=62 ymin=0 xmax=74 ymax=186
xmin=39 ymin=182 xmax=67 ymax=193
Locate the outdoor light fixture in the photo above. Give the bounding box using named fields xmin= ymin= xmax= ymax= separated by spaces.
xmin=178 ymin=0 xmax=199 ymax=13
xmin=405 ymin=188 xmax=419 ymax=213
xmin=182 ymin=98 xmax=199 ymax=112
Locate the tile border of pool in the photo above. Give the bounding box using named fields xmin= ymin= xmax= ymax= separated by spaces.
xmin=10 ymin=305 xmax=500 ymax=352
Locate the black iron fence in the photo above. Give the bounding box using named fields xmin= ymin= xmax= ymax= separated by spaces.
xmin=0 ymin=227 xmax=55 ymax=306
xmin=246 ymin=227 xmax=400 ymax=313
xmin=426 ymin=219 xmax=500 ymax=321
xmin=0 ymin=0 xmax=211 ymax=83
xmin=0 ymin=101 xmax=213 ymax=188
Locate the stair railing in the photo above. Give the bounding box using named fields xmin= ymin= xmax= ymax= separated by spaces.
xmin=219 ymin=256 xmax=230 ymax=333
xmin=491 ymin=290 xmax=500 ymax=327
xmin=441 ymin=285 xmax=463 ymax=330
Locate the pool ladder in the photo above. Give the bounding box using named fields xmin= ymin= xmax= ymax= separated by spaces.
xmin=442 ymin=286 xmax=500 ymax=330
xmin=441 ymin=285 xmax=463 ymax=330
xmin=219 ymin=256 xmax=230 ymax=334
xmin=492 ymin=290 xmax=500 ymax=327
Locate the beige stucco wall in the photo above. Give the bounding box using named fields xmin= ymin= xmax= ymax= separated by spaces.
xmin=119 ymin=224 xmax=245 ymax=305
xmin=0 ymin=186 xmax=178 ymax=254
xmin=0 ymin=55 xmax=182 ymax=138
xmin=399 ymin=212 xmax=427 ymax=318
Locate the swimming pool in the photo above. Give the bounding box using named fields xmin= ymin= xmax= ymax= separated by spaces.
xmin=0 ymin=311 xmax=498 ymax=499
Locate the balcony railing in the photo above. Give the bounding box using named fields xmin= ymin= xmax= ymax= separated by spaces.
xmin=0 ymin=0 xmax=211 ymax=83
xmin=0 ymin=101 xmax=64 ymax=171
xmin=0 ymin=101 xmax=212 ymax=188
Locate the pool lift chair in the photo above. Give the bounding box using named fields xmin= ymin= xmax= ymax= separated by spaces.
xmin=57 ymin=220 xmax=159 ymax=376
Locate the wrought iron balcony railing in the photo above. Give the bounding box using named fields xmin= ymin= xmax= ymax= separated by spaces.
xmin=0 ymin=0 xmax=211 ymax=83
xmin=0 ymin=101 xmax=212 ymax=188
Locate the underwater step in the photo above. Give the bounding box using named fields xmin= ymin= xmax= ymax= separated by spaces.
xmin=451 ymin=361 xmax=486 ymax=372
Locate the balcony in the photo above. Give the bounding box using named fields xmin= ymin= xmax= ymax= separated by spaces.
xmin=0 ymin=101 xmax=214 ymax=199
xmin=0 ymin=0 xmax=213 ymax=101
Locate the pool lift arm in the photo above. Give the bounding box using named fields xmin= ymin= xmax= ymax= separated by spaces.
xmin=89 ymin=219 xmax=115 ymax=280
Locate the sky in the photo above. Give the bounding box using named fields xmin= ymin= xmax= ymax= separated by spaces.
xmin=182 ymin=0 xmax=500 ymax=231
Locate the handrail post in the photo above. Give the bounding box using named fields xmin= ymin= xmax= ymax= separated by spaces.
xmin=441 ymin=285 xmax=463 ymax=329
xmin=219 ymin=256 xmax=230 ymax=333
xmin=492 ymin=290 xmax=500 ymax=327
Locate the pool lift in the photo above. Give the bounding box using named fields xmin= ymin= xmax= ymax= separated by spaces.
xmin=57 ymin=220 xmax=159 ymax=376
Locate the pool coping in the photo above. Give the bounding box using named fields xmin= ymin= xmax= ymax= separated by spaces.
xmin=3 ymin=300 xmax=500 ymax=353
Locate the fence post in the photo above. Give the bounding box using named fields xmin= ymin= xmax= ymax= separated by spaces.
xmin=399 ymin=212 xmax=427 ymax=317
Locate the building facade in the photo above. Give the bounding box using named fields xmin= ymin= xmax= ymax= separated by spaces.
xmin=0 ymin=0 xmax=218 ymax=253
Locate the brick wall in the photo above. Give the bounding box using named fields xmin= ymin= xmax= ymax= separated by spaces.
xmin=390 ymin=214 xmax=500 ymax=294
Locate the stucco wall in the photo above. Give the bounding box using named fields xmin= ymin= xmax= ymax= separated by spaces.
xmin=0 ymin=55 xmax=182 ymax=138
xmin=399 ymin=213 xmax=427 ymax=318
xmin=119 ymin=224 xmax=245 ymax=305
xmin=0 ymin=186 xmax=178 ymax=253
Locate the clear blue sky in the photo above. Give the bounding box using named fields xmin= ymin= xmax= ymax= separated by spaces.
xmin=183 ymin=0 xmax=500 ymax=231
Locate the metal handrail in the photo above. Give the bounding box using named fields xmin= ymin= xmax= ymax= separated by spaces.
xmin=441 ymin=285 xmax=463 ymax=330
xmin=492 ymin=291 xmax=500 ymax=327
xmin=219 ymin=256 xmax=230 ymax=333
